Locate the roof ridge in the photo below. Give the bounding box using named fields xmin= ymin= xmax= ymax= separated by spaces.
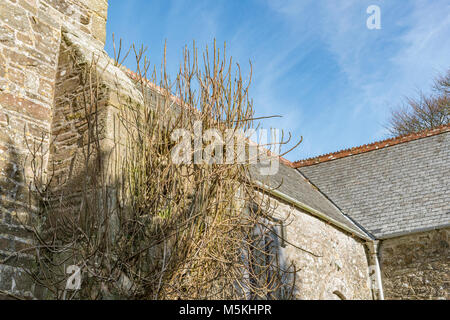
xmin=293 ymin=124 xmax=450 ymax=168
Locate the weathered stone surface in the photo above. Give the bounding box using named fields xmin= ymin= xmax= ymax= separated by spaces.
xmin=6 ymin=67 xmax=24 ymax=87
xmin=0 ymin=0 xmax=109 ymax=299
xmin=380 ymin=228 xmax=449 ymax=300
xmin=0 ymin=52 xmax=6 ymax=78
xmin=79 ymin=0 xmax=108 ymax=19
xmin=0 ymin=0 xmax=447 ymax=301
xmin=0 ymin=1 xmax=30 ymax=33
xmin=91 ymin=13 xmax=106 ymax=43
xmin=0 ymin=93 xmax=50 ymax=122
xmin=16 ymin=32 xmax=33 ymax=46
xmin=300 ymin=131 xmax=450 ymax=238
xmin=0 ymin=24 xmax=15 ymax=46
xmin=269 ymin=195 xmax=373 ymax=300
xmin=251 ymin=163 xmax=370 ymax=239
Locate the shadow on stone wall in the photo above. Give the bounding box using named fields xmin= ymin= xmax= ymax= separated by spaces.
xmin=0 ymin=128 xmax=39 ymax=299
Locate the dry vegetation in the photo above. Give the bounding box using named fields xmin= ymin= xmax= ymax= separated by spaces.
xmin=24 ymin=40 xmax=299 ymax=299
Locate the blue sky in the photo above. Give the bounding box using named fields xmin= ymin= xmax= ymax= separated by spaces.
xmin=105 ymin=0 xmax=450 ymax=161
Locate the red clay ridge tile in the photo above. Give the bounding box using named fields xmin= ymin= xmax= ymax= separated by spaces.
xmin=279 ymin=156 xmax=294 ymax=167
xmin=293 ymin=124 xmax=450 ymax=168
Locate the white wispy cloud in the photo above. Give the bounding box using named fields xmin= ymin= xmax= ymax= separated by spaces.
xmin=261 ymin=0 xmax=450 ymax=158
xmin=106 ymin=0 xmax=450 ymax=160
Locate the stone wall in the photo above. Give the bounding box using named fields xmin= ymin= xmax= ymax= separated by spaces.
xmin=379 ymin=228 xmax=449 ymax=300
xmin=0 ymin=0 xmax=108 ymax=299
xmin=269 ymin=196 xmax=373 ymax=300
xmin=1 ymin=0 xmax=447 ymax=301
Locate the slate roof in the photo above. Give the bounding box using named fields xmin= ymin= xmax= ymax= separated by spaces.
xmin=250 ymin=162 xmax=371 ymax=239
xmin=298 ymin=126 xmax=450 ymax=239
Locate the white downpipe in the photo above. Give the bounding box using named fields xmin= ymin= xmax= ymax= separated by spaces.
xmin=367 ymin=240 xmax=384 ymax=300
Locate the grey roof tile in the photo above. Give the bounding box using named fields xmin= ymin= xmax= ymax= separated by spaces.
xmin=299 ymin=131 xmax=450 ymax=239
xmin=250 ymin=162 xmax=370 ymax=239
